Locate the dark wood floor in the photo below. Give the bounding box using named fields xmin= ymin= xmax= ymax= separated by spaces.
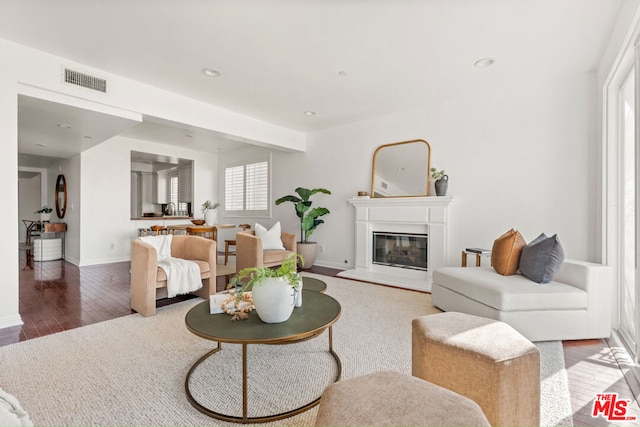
xmin=2 ymin=255 xmax=640 ymax=426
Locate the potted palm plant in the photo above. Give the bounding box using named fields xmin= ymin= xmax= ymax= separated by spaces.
xmin=229 ymin=253 xmax=302 ymax=323
xmin=275 ymin=187 xmax=331 ymax=269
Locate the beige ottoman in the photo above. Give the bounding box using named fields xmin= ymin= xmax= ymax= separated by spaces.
xmin=314 ymin=371 xmax=490 ymax=426
xmin=412 ymin=312 xmax=540 ymax=426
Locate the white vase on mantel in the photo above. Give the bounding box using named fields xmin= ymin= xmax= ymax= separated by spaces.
xmin=204 ymin=209 xmax=217 ymax=226
xmin=252 ymin=277 xmax=296 ymax=323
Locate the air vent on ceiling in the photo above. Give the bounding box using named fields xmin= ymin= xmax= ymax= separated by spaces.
xmin=63 ymin=68 xmax=107 ymax=93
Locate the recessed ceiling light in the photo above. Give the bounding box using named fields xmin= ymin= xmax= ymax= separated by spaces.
xmin=57 ymin=124 xmax=72 ymax=129
xmin=36 ymin=143 xmax=47 ymax=147
xmin=338 ymin=71 xmax=348 ymax=77
xmin=397 ymin=167 xmax=405 ymax=171
xmin=304 ymin=111 xmax=316 ymax=116
xmin=202 ymin=68 xmax=220 ymax=77
xmin=474 ymin=57 xmax=495 ymax=68
xmin=83 ymin=135 xmax=93 ymax=139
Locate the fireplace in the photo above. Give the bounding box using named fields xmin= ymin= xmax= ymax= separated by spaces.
xmin=338 ymin=196 xmax=453 ymax=292
xmin=372 ymin=232 xmax=428 ymax=271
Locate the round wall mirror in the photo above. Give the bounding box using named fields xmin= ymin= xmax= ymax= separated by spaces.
xmin=55 ymin=174 xmax=67 ymax=219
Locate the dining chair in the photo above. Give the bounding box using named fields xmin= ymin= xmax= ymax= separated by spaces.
xmin=149 ymin=225 xmax=168 ymax=235
xmin=225 ymin=224 xmax=251 ymax=265
xmin=187 ymin=226 xmax=216 ymax=240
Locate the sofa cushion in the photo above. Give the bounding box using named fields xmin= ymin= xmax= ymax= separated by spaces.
xmin=491 ymin=229 xmax=526 ymax=276
xmin=432 ymin=267 xmax=587 ymax=312
xmin=155 ymin=260 xmax=210 ymax=284
xmin=263 ymin=249 xmax=295 ymax=265
xmin=255 ymin=222 xmax=286 ymax=250
xmin=0 ymin=388 xmax=32 ymax=427
xmin=519 ymin=233 xmax=565 ymax=284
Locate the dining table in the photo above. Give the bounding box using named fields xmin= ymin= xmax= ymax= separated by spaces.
xmin=167 ymin=223 xmax=236 ymax=242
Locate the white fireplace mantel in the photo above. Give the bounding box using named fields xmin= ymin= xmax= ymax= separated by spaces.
xmin=338 ymin=196 xmax=453 ymax=292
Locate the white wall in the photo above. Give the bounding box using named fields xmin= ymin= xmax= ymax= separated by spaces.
xmin=267 ymin=73 xmax=599 ymax=270
xmin=0 ymin=38 xmax=306 ymax=327
xmin=79 ymin=135 xmax=218 ymax=266
xmin=18 ymin=174 xmax=42 ymax=243
xmin=0 ymin=63 xmax=20 ymax=328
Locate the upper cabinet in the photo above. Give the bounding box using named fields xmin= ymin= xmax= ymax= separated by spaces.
xmin=178 ymin=164 xmax=192 ymax=202
xmin=153 ymin=171 xmax=169 ymax=204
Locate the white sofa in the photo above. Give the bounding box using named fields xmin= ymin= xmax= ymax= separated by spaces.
xmin=431 ymin=259 xmax=612 ymax=342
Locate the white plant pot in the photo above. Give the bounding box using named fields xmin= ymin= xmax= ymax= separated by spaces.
xmin=251 ymin=277 xmax=296 ymax=323
xmin=40 ymin=213 xmax=51 ymax=222
xmin=204 ymin=209 xmax=217 ymax=226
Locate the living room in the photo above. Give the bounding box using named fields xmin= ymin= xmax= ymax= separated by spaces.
xmin=2 ymin=0 xmax=640 ymax=425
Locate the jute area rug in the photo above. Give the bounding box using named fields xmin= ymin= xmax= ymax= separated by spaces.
xmin=0 ymin=273 xmax=572 ymax=426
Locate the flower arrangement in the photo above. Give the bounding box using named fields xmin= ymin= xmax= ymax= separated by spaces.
xmin=35 ymin=206 xmax=53 ymax=214
xmin=200 ymin=200 xmax=219 ymax=214
xmin=430 ymin=167 xmax=446 ymax=181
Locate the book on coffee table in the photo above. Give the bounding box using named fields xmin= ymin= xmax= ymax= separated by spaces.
xmin=465 ymin=247 xmax=491 ymax=254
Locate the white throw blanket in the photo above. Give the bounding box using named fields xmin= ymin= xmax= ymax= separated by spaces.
xmin=139 ymin=235 xmax=202 ymax=298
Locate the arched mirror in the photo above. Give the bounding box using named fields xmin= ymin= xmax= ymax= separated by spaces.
xmin=371 ymin=139 xmax=431 ymax=197
xmin=55 ymin=174 xmax=67 ymax=219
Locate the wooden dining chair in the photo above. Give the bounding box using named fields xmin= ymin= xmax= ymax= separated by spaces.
xmin=225 ymin=224 xmax=251 ymax=265
xmin=187 ymin=226 xmax=216 ymax=241
xmin=149 ymin=225 xmax=167 ymax=235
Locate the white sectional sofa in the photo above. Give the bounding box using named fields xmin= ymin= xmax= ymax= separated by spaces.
xmin=431 ymin=259 xmax=612 ymax=342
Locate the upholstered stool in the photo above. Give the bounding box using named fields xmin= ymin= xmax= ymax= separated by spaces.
xmin=412 ymin=312 xmax=540 ymax=427
xmin=314 ymin=371 xmax=489 ymax=427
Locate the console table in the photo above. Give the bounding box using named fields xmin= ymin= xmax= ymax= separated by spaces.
xmin=23 ymin=221 xmax=67 ymax=261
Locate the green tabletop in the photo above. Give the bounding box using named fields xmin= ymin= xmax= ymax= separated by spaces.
xmin=185 ymin=289 xmax=340 ymax=344
xmin=302 ymin=276 xmax=327 ymax=293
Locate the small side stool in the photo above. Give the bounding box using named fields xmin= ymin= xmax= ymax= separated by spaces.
xmin=314 ymin=371 xmax=489 ymax=427
xmin=461 ymin=249 xmax=491 ymax=266
xmin=412 ymin=312 xmax=540 ymax=427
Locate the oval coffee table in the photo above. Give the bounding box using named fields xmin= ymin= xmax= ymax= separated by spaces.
xmin=185 ymin=289 xmax=341 ymax=423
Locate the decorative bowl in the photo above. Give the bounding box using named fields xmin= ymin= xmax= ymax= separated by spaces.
xmin=191 ymin=219 xmax=206 ymax=225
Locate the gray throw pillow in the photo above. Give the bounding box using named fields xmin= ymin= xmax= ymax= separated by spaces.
xmin=519 ymin=233 xmax=565 ymax=284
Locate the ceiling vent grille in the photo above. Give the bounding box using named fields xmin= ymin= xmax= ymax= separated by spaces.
xmin=63 ymin=68 xmax=107 ymax=93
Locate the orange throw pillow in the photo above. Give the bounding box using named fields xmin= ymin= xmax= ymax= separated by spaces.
xmin=491 ymin=229 xmax=526 ymax=275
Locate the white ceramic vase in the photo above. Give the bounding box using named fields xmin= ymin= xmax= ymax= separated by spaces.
xmin=204 ymin=209 xmax=217 ymax=226
xmin=40 ymin=213 xmax=51 ymax=222
xmin=251 ymin=277 xmax=296 ymax=323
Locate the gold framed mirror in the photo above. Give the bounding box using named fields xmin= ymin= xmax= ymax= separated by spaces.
xmin=55 ymin=174 xmax=67 ymax=219
xmin=371 ymin=139 xmax=431 ymax=197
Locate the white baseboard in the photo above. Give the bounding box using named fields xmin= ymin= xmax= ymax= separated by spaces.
xmin=0 ymin=314 xmax=23 ymax=329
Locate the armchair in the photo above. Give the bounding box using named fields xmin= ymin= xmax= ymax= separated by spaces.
xmin=235 ymin=230 xmax=297 ymax=272
xmin=130 ymin=235 xmax=217 ymax=316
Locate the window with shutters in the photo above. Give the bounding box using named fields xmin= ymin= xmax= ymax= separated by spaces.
xmin=224 ymin=154 xmax=271 ymax=217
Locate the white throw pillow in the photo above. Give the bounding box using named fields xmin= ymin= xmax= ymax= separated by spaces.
xmin=255 ymin=222 xmax=285 ymax=250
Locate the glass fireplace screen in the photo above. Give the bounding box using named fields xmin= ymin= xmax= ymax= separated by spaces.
xmin=372 ymin=232 xmax=428 ymax=271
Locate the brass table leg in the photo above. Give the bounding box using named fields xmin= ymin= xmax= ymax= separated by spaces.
xmin=185 ymin=330 xmax=341 ymax=423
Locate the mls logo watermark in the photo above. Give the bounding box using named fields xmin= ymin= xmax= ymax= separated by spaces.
xmin=591 ymin=393 xmax=637 ymax=421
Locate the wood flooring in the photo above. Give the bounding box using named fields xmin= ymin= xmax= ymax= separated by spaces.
xmin=2 ymin=255 xmax=640 ymax=426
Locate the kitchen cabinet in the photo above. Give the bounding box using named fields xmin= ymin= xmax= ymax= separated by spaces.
xmin=153 ymin=171 xmax=169 ymax=204
xmin=178 ymin=165 xmax=192 ymax=202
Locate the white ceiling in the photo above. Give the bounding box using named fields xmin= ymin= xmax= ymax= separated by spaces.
xmin=2 ymin=0 xmax=623 ymax=164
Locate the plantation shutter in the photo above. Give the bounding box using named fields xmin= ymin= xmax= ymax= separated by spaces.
xmin=225 ymin=166 xmax=244 ymax=211
xmin=245 ymin=161 xmax=268 ymax=211
xmin=224 ymin=154 xmax=271 ymax=217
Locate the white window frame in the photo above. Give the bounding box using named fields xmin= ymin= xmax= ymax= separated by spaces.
xmin=223 ymin=153 xmax=272 ymax=218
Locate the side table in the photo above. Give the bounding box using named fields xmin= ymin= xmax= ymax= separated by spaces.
xmin=461 ymin=249 xmax=492 ymax=267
